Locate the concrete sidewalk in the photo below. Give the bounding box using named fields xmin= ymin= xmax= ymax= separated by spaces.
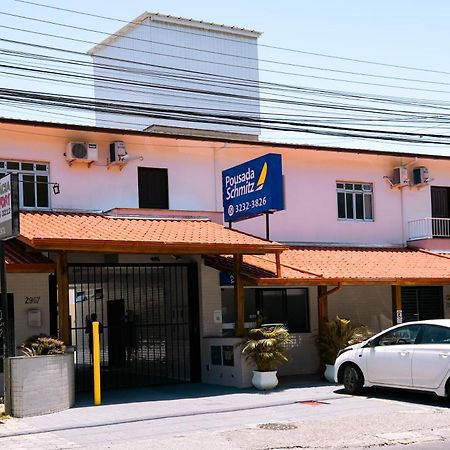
xmin=0 ymin=377 xmax=338 ymax=438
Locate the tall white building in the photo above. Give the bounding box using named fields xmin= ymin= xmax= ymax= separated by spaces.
xmin=88 ymin=12 xmax=261 ymax=140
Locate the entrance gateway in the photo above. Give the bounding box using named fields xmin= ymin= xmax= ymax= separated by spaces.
xmin=69 ymin=263 xmax=200 ymax=392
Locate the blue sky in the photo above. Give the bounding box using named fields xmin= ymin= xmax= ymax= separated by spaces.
xmin=1 ymin=0 xmax=450 ymax=154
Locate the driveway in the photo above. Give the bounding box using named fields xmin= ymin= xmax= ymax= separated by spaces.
xmin=0 ymin=380 xmax=449 ymax=449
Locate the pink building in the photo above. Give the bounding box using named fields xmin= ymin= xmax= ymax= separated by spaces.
xmin=1 ymin=117 xmax=450 ymax=392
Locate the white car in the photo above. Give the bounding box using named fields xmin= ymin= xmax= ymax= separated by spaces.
xmin=335 ymin=319 xmax=450 ymax=397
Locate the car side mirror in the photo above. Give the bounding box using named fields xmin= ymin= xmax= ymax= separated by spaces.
xmin=364 ymin=339 xmax=375 ymax=348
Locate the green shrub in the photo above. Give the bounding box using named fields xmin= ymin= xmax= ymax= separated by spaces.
xmin=21 ymin=334 xmax=65 ymax=357
xmin=241 ymin=326 xmax=290 ymax=372
xmin=315 ymin=316 xmax=372 ymax=365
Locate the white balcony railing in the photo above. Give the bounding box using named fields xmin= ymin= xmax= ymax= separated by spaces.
xmin=408 ymin=217 xmax=450 ymax=240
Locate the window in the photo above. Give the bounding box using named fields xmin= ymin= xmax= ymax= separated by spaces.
xmin=257 ymin=288 xmax=310 ymax=332
xmin=336 ymin=182 xmax=373 ymax=221
xmin=221 ymin=287 xmax=310 ymax=333
xmin=221 ymin=288 xmax=257 ymax=328
xmin=401 ymin=286 xmax=444 ymax=322
xmin=420 ymin=325 xmax=450 ymax=344
xmin=0 ymin=160 xmax=50 ymax=208
xmin=376 ymin=324 xmax=421 ymax=346
xmin=138 ymin=167 xmax=169 ymax=209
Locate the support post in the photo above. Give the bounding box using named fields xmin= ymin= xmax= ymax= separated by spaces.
xmin=392 ymin=285 xmax=402 ymax=325
xmin=92 ymin=321 xmax=101 ymax=406
xmin=275 ymin=252 xmax=282 ymax=278
xmin=317 ymin=285 xmax=329 ymax=330
xmin=56 ymin=252 xmax=70 ymax=345
xmin=0 ymin=242 xmax=12 ymax=357
xmin=265 ymin=213 xmax=270 ymax=240
xmin=234 ymin=254 xmax=245 ymax=337
xmin=0 ymin=241 xmax=12 ymax=415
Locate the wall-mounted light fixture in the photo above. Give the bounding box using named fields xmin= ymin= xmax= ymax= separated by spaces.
xmin=2 ymin=172 xmax=62 ymax=196
xmin=17 ymin=177 xmax=61 ymax=195
xmin=52 ymin=183 xmax=60 ymax=195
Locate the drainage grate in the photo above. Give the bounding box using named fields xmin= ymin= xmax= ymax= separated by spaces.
xmin=297 ymin=400 xmax=329 ymax=406
xmin=258 ymin=423 xmax=298 ymax=431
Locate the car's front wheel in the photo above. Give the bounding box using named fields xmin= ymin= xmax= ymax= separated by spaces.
xmin=342 ymin=365 xmax=364 ymax=395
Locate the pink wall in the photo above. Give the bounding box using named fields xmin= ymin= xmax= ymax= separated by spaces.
xmin=2 ymin=122 xmax=450 ymax=247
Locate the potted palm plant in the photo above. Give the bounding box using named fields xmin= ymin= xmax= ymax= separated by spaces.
xmin=315 ymin=316 xmax=372 ymax=382
xmin=241 ymin=325 xmax=290 ymax=390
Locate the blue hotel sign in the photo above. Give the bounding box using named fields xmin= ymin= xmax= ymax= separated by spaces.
xmin=222 ymin=153 xmax=284 ymax=222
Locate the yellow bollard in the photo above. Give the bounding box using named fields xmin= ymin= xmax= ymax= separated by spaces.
xmin=92 ymin=321 xmax=101 ymax=406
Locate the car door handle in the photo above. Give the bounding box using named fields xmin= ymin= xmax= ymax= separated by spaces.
xmin=439 ymin=353 xmax=450 ymax=358
xmin=399 ymin=351 xmax=409 ymax=356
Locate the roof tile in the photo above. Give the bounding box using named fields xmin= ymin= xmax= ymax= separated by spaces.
xmin=18 ymin=211 xmax=285 ymax=254
xmin=206 ymin=246 xmax=450 ymax=283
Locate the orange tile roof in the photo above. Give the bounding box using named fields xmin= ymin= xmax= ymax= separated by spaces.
xmin=206 ymin=246 xmax=450 ymax=285
xmin=18 ymin=211 xmax=286 ymax=255
xmin=5 ymin=239 xmax=55 ymax=273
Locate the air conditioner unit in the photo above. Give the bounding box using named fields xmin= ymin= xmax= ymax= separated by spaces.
xmin=65 ymin=142 xmax=98 ymax=164
xmin=412 ymin=166 xmax=429 ymax=185
xmin=392 ymin=166 xmax=409 ymax=187
xmin=109 ymin=141 xmax=127 ymax=163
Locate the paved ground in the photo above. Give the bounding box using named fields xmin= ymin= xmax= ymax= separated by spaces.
xmin=1 ymin=379 xmax=450 ymax=449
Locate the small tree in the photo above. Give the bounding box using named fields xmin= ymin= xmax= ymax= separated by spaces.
xmin=241 ymin=326 xmax=290 ymax=372
xmin=21 ymin=334 xmax=65 ymax=357
xmin=315 ymin=316 xmax=372 ymax=365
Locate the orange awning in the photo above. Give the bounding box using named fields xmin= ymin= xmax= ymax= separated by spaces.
xmin=5 ymin=239 xmax=55 ymax=273
xmin=18 ymin=211 xmax=286 ymax=255
xmin=205 ymin=247 xmax=450 ymax=285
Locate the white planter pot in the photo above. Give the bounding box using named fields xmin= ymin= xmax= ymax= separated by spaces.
xmin=252 ymin=370 xmax=278 ymax=390
xmin=324 ymin=364 xmax=335 ymax=383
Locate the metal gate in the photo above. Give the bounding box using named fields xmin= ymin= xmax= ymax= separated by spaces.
xmin=69 ymin=263 xmax=200 ymax=392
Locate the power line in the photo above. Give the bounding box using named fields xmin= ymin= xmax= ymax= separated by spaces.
xmin=0 ymin=14 xmax=449 ymax=142
xmin=15 ymin=0 xmax=450 ymax=78
xmin=3 ymin=12 xmax=450 ymax=93
xmin=4 ymin=52 xmax=450 ymax=125
xmin=5 ymin=36 xmax=450 ymax=120
xmin=5 ymin=34 xmax=450 ymax=115
xmin=2 ymin=87 xmax=450 ymax=144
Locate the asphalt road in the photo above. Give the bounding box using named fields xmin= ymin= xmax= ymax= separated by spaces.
xmin=1 ymin=384 xmax=450 ymax=449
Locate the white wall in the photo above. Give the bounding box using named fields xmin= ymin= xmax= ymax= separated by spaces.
xmin=328 ymin=285 xmax=393 ymax=334
xmin=277 ymin=286 xmax=320 ymax=376
xmin=198 ymin=262 xmax=222 ymax=338
xmin=91 ymin=17 xmax=260 ymax=136
xmin=8 ymin=273 xmax=50 ymax=352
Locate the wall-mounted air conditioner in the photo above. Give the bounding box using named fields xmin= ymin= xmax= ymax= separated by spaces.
xmin=109 ymin=141 xmax=127 ymax=163
xmin=392 ymin=166 xmax=409 ymax=187
xmin=65 ymin=142 xmax=98 ymax=166
xmin=412 ymin=166 xmax=429 ymax=185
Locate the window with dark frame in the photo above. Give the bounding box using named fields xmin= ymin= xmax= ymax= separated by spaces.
xmin=138 ymin=167 xmax=169 ymax=209
xmin=0 ymin=160 xmax=50 ymax=209
xmin=401 ymin=286 xmax=444 ymax=322
xmin=221 ymin=287 xmax=310 ymax=333
xmin=336 ymin=182 xmax=373 ymax=221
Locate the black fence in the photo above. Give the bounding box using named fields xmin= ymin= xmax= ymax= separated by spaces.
xmin=69 ymin=263 xmax=200 ymax=392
